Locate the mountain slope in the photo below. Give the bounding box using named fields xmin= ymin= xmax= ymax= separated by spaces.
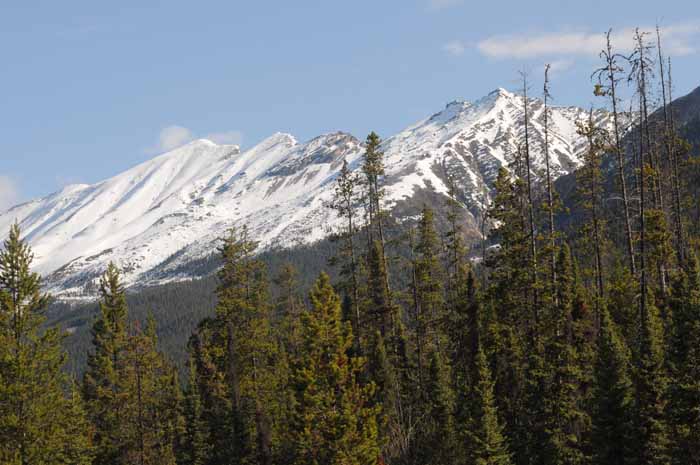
xmin=0 ymin=88 xmax=611 ymax=299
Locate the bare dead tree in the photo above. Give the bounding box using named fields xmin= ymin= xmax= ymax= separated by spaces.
xmin=593 ymin=29 xmax=636 ymax=276
xmin=629 ymin=28 xmax=652 ymax=319
xmin=519 ymin=70 xmax=539 ymax=296
xmin=579 ymin=109 xmax=606 ymax=328
xmin=543 ymin=64 xmax=557 ymax=294
xmin=663 ymin=52 xmax=686 ymax=262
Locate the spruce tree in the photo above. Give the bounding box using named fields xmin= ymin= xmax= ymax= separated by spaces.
xmin=288 ymin=272 xmax=380 ymax=465
xmin=667 ymin=253 xmax=700 ymax=463
xmin=83 ymin=262 xmax=130 ymax=465
xmin=121 ymin=316 xmax=181 ymax=465
xmin=485 ymin=168 xmax=531 ymax=464
xmin=411 ymin=205 xmax=446 ymax=387
xmin=541 ymin=245 xmax=587 ymax=465
xmin=192 ymin=226 xmax=280 ymax=465
xmin=591 ymin=307 xmax=634 ymax=465
xmin=414 ymin=350 xmax=457 ymax=465
xmin=0 ymin=223 xmax=92 ymax=464
xmin=183 ymin=358 xmax=210 ymax=465
xmin=633 ymin=293 xmax=671 ymax=465
xmin=466 ymin=344 xmax=513 ymax=465
xmin=329 ymin=158 xmax=363 ymax=345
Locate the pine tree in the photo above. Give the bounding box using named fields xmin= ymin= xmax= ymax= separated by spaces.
xmin=633 ymin=293 xmax=671 ymax=465
xmin=0 ymin=223 xmax=92 ymax=464
xmin=667 ymin=253 xmax=700 ymax=463
xmin=486 ymin=168 xmax=531 ymax=464
xmin=329 ymin=158 xmax=363 ymax=345
xmin=541 ymin=245 xmax=587 ymax=465
xmin=288 ymin=273 xmax=380 ymax=465
xmin=83 ymin=262 xmax=130 ymax=465
xmin=443 ymin=175 xmax=469 ymax=305
xmin=466 ymin=344 xmax=513 ymax=465
xmin=274 ymin=262 xmax=304 ymax=357
xmin=362 ymin=132 xmax=391 ymax=293
xmin=192 ymin=226 xmax=280 ymax=465
xmin=183 ymin=358 xmax=210 ymax=465
xmin=223 ymin=227 xmax=276 ymax=465
xmin=591 ymin=307 xmax=634 ymax=465
xmin=121 ymin=316 xmax=181 ymax=465
xmin=450 ymin=269 xmax=481 ymax=431
xmin=414 ymin=349 xmax=457 ymax=465
xmin=576 ymin=109 xmax=607 ymax=311
xmin=411 ymin=205 xmax=446 ymax=388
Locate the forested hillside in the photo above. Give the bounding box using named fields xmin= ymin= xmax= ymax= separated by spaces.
xmin=2 ymin=28 xmax=700 ymax=465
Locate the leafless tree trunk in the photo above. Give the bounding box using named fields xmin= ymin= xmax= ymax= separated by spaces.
xmin=595 ymin=30 xmax=636 ymax=276
xmin=665 ymin=55 xmax=686 ymax=262
xmin=543 ymin=64 xmax=557 ymax=295
xmin=520 ymin=71 xmax=539 ymax=295
xmin=632 ymin=28 xmax=650 ymax=321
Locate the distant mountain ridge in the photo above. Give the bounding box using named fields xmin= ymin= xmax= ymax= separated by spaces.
xmin=0 ymin=88 xmax=615 ymax=299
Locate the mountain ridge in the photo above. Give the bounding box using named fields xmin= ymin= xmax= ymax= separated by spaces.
xmin=0 ymin=88 xmax=614 ymax=299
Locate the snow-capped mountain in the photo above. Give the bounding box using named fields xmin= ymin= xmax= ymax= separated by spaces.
xmin=0 ymin=88 xmax=611 ymax=299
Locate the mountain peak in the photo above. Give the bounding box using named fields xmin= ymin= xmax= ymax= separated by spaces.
xmin=487 ymin=87 xmax=518 ymax=100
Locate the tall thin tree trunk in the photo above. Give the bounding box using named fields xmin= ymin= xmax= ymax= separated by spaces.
xmin=588 ymin=110 xmax=605 ymax=331
xmin=344 ymin=185 xmax=362 ymax=349
xmin=667 ymin=57 xmax=685 ymax=262
xmin=521 ymin=72 xmax=538 ymax=297
xmin=543 ymin=64 xmax=557 ymax=296
xmin=601 ymin=30 xmax=636 ymax=276
xmin=408 ymin=229 xmax=424 ymax=392
xmin=634 ymin=29 xmax=648 ymax=326
xmin=637 ymin=32 xmax=667 ymax=295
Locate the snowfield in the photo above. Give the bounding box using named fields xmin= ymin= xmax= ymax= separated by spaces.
xmin=0 ymin=88 xmax=611 ymax=299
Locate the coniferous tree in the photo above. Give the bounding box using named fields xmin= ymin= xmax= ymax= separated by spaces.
xmin=466 ymin=344 xmax=513 ymax=465
xmin=329 ymin=158 xmax=363 ymax=345
xmin=83 ymin=262 xmax=130 ymax=465
xmin=591 ymin=307 xmax=634 ymax=465
xmin=213 ymin=226 xmax=278 ymax=465
xmin=541 ymin=245 xmax=588 ymax=465
xmin=288 ymin=273 xmax=380 ymax=465
xmin=485 ymin=168 xmax=530 ymax=464
xmin=577 ymin=109 xmax=607 ymax=311
xmin=182 ymin=358 xmax=209 ymax=465
xmin=450 ymin=269 xmax=481 ymax=432
xmin=121 ymin=316 xmax=181 ymax=465
xmin=633 ymin=293 xmax=670 ymax=465
xmin=411 ymin=205 xmax=446 ymax=387
xmin=667 ymin=253 xmax=700 ymax=463
xmin=0 ymin=223 xmax=92 ymax=464
xmin=274 ymin=262 xmax=304 ymax=357
xmin=414 ymin=350 xmax=457 ymax=465
xmin=84 ymin=266 xmax=183 ymax=465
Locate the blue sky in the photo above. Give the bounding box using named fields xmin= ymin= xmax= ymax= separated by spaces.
xmin=1 ymin=0 xmax=699 ymax=208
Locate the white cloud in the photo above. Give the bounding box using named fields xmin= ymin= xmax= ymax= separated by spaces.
xmin=0 ymin=175 xmax=20 ymax=212
xmin=205 ymin=130 xmax=243 ymax=146
xmin=476 ymin=22 xmax=700 ymax=59
xmin=428 ymin=0 xmax=463 ymax=9
xmin=548 ymin=59 xmax=575 ymax=74
xmin=158 ymin=125 xmax=195 ymax=152
xmin=443 ymin=40 xmax=467 ymax=56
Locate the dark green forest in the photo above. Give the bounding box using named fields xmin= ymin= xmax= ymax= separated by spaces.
xmin=3 ymin=29 xmax=700 ymax=465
